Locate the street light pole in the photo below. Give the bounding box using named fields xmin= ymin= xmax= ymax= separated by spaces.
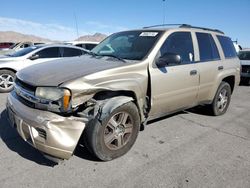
xmin=163 ymin=0 xmax=167 ymax=24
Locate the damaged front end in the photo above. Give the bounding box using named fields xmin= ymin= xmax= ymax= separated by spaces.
xmin=7 ymin=83 xmax=135 ymax=162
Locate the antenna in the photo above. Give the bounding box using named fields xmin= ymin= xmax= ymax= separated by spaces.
xmin=74 ymin=12 xmax=79 ymax=39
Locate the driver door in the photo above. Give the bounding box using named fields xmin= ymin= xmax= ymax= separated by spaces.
xmin=149 ymin=31 xmax=199 ymax=118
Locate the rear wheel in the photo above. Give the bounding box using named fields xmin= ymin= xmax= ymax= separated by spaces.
xmin=210 ymin=81 xmax=231 ymax=116
xmin=84 ymin=101 xmax=140 ymax=161
xmin=0 ymin=70 xmax=15 ymax=93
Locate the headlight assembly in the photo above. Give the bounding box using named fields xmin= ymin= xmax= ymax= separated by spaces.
xmin=35 ymin=87 xmax=71 ymax=112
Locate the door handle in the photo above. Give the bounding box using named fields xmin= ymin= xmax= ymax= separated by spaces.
xmin=218 ymin=66 xmax=224 ymax=71
xmin=190 ymin=70 xmax=197 ymax=75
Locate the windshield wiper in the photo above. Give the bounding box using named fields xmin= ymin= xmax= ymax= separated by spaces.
xmin=98 ymin=54 xmax=127 ymax=63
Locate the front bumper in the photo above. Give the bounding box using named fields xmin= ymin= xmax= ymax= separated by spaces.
xmin=6 ymin=92 xmax=86 ymax=160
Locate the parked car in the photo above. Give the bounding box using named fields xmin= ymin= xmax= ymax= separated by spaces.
xmin=0 ymin=42 xmax=34 ymax=55
xmin=6 ymin=25 xmax=240 ymax=162
xmin=233 ymin=42 xmax=242 ymax=54
xmin=238 ymin=49 xmax=250 ymax=84
xmin=0 ymin=44 xmax=86 ymax=92
xmin=65 ymin=41 xmax=99 ymax=50
xmin=0 ymin=42 xmax=15 ymax=50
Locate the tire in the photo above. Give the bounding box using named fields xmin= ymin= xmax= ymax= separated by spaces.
xmin=84 ymin=101 xmax=140 ymax=161
xmin=0 ymin=70 xmax=15 ymax=93
xmin=210 ymin=81 xmax=231 ymax=116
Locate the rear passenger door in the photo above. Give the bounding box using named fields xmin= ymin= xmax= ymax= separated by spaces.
xmin=149 ymin=31 xmax=199 ymax=117
xmin=195 ymin=32 xmax=222 ymax=102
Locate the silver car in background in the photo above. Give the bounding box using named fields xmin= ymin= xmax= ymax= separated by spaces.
xmin=0 ymin=44 xmax=86 ymax=92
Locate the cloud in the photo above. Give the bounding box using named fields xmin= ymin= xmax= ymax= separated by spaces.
xmin=0 ymin=17 xmax=87 ymax=41
xmin=0 ymin=17 xmax=129 ymax=41
xmin=85 ymin=21 xmax=128 ymax=33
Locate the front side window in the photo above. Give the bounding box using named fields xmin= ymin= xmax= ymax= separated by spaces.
xmin=238 ymin=51 xmax=250 ymax=60
xmin=217 ymin=35 xmax=237 ymax=58
xmin=36 ymin=47 xmax=60 ymax=58
xmin=62 ymin=47 xmax=83 ymax=57
xmin=196 ymin=32 xmax=220 ymax=61
xmin=160 ymin=32 xmax=194 ymax=63
xmin=92 ymin=30 xmax=163 ymax=60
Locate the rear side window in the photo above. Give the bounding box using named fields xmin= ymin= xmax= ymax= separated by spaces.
xmin=217 ymin=35 xmax=237 ymax=58
xmin=238 ymin=51 xmax=250 ymax=60
xmin=85 ymin=44 xmax=97 ymax=50
xmin=160 ymin=32 xmax=194 ymax=63
xmin=62 ymin=47 xmax=83 ymax=57
xmin=196 ymin=32 xmax=220 ymax=61
xmin=76 ymin=44 xmax=86 ymax=48
xmin=36 ymin=47 xmax=61 ymax=58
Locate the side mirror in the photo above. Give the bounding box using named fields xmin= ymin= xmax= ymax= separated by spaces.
xmin=156 ymin=53 xmax=181 ymax=67
xmin=29 ymin=54 xmax=39 ymax=60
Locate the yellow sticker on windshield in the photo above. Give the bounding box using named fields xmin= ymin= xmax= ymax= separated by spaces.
xmin=140 ymin=32 xmax=158 ymax=37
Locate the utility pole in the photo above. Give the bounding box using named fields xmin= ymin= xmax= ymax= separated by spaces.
xmin=74 ymin=12 xmax=79 ymax=39
xmin=163 ymin=0 xmax=167 ymax=24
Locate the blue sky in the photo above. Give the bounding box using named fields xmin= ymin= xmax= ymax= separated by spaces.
xmin=0 ymin=0 xmax=249 ymax=47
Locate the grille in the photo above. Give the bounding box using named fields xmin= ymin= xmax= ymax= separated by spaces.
xmin=15 ymin=78 xmax=36 ymax=93
xmin=242 ymin=65 xmax=250 ymax=73
xmin=15 ymin=93 xmax=35 ymax=108
xmin=14 ymin=77 xmax=37 ymax=108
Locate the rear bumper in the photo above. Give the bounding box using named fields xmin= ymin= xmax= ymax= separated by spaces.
xmin=6 ymin=92 xmax=86 ymax=160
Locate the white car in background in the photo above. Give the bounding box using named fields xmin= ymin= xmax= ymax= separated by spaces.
xmin=233 ymin=42 xmax=242 ymax=54
xmin=65 ymin=41 xmax=99 ymax=50
xmin=0 ymin=44 xmax=86 ymax=92
xmin=238 ymin=49 xmax=250 ymax=84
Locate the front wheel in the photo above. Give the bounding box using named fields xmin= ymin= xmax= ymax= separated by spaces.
xmin=0 ymin=70 xmax=15 ymax=93
xmin=210 ymin=81 xmax=231 ymax=116
xmin=84 ymin=101 xmax=140 ymax=161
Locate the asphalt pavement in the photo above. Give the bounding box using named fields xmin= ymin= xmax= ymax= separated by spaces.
xmin=0 ymin=86 xmax=249 ymax=188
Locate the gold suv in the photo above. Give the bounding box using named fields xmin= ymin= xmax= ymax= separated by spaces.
xmin=6 ymin=24 xmax=240 ymax=162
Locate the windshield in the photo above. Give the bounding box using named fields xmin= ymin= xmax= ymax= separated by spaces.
xmin=9 ymin=43 xmax=20 ymax=49
xmin=238 ymin=51 xmax=250 ymax=60
xmin=91 ymin=30 xmax=163 ymax=60
xmin=8 ymin=46 xmax=41 ymax=57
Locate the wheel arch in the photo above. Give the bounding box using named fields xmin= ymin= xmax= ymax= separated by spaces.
xmin=93 ymin=90 xmax=144 ymax=122
xmin=0 ymin=67 xmax=17 ymax=73
xmin=222 ymin=76 xmax=235 ymax=94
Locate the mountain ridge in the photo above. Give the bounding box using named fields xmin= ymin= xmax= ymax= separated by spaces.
xmin=0 ymin=31 xmax=107 ymax=43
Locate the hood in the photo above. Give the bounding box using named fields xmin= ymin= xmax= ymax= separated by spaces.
xmin=17 ymin=55 xmax=129 ymax=86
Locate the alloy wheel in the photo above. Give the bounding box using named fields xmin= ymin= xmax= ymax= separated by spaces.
xmin=104 ymin=112 xmax=133 ymax=150
xmin=216 ymin=88 xmax=228 ymax=112
xmin=0 ymin=74 xmax=14 ymax=90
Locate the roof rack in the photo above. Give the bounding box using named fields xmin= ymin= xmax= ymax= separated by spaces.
xmin=180 ymin=24 xmax=224 ymax=34
xmin=143 ymin=24 xmax=224 ymax=34
xmin=143 ymin=24 xmax=184 ymax=29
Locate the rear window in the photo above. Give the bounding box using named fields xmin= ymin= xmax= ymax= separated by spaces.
xmin=63 ymin=47 xmax=83 ymax=57
xmin=196 ymin=32 xmax=220 ymax=61
xmin=217 ymin=35 xmax=237 ymax=58
xmin=85 ymin=44 xmax=97 ymax=50
xmin=238 ymin=51 xmax=250 ymax=60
